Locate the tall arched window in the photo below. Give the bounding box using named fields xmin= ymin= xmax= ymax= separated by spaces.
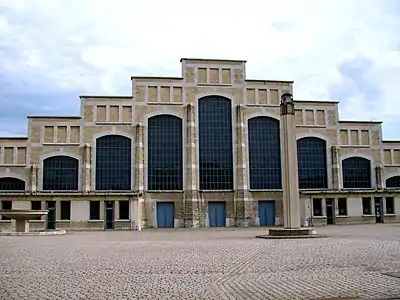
xmin=198 ymin=95 xmax=233 ymax=190
xmin=297 ymin=137 xmax=328 ymax=189
xmin=0 ymin=177 xmax=25 ymax=191
xmin=386 ymin=176 xmax=400 ymax=188
xmin=148 ymin=114 xmax=183 ymax=190
xmin=342 ymin=156 xmax=371 ymax=189
xmin=248 ymin=116 xmax=281 ymax=189
xmin=95 ymin=134 xmax=132 ymax=191
xmin=43 ymin=155 xmax=79 ymax=190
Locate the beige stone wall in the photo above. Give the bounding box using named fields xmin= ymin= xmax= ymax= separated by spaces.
xmin=1 ymin=58 xmax=400 ymax=229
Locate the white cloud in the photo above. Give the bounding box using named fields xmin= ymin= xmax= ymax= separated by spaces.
xmin=0 ymin=0 xmax=399 ymax=138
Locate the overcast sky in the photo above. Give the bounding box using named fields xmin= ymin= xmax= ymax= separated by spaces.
xmin=0 ymin=0 xmax=399 ymax=139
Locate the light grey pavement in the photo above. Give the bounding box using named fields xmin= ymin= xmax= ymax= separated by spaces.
xmin=1 ymin=224 xmax=400 ymax=300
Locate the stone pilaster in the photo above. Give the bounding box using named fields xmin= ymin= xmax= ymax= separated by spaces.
xmin=375 ymin=165 xmax=384 ymax=189
xmin=134 ymin=122 xmax=145 ymax=231
xmin=331 ymin=146 xmax=340 ymax=190
xmin=84 ymin=143 xmax=92 ymax=192
xmin=31 ymin=164 xmax=37 ymax=192
xmin=184 ymin=104 xmax=200 ymax=228
xmin=235 ymin=104 xmax=252 ymax=227
xmin=135 ymin=123 xmax=145 ymax=193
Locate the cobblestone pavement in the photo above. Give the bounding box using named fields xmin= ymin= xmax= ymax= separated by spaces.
xmin=1 ymin=224 xmax=400 ymax=300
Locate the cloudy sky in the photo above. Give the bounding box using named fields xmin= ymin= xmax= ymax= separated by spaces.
xmin=0 ymin=0 xmax=399 ymax=139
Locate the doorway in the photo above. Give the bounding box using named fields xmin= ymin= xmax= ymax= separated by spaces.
xmin=374 ymin=197 xmax=383 ymax=223
xmin=156 ymin=202 xmax=175 ymax=228
xmin=208 ymin=202 xmax=226 ymax=227
xmin=46 ymin=201 xmax=56 ymax=230
xmin=105 ymin=201 xmax=115 ymax=230
xmin=326 ymin=198 xmax=335 ymax=225
xmin=258 ymin=201 xmax=276 ymax=226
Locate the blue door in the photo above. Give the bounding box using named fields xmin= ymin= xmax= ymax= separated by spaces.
xmin=208 ymin=202 xmax=226 ymax=227
xmin=258 ymin=201 xmax=275 ymax=226
xmin=156 ymin=202 xmax=175 ymax=228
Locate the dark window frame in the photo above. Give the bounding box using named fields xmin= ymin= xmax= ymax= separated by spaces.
xmin=386 ymin=176 xmax=400 ymax=188
xmin=42 ymin=155 xmax=79 ymax=191
xmin=0 ymin=177 xmax=26 ymax=191
xmin=338 ymin=198 xmax=347 ymax=216
xmin=31 ymin=201 xmax=42 ymax=220
xmin=89 ymin=201 xmax=100 ymax=220
xmin=60 ymin=201 xmax=71 ymax=220
xmin=385 ymin=197 xmax=395 ymax=214
xmin=312 ymin=198 xmax=323 ymax=216
xmin=1 ymin=200 xmax=12 ymax=220
xmin=118 ymin=200 xmax=130 ymax=220
xmin=95 ymin=135 xmax=132 ymax=191
xmin=198 ymin=96 xmax=234 ymax=190
xmin=147 ymin=114 xmax=183 ymax=191
xmin=297 ymin=137 xmax=328 ymax=189
xmin=248 ymin=116 xmax=282 ymax=190
xmin=362 ymin=197 xmax=372 ymax=215
xmin=342 ymin=157 xmax=372 ymax=189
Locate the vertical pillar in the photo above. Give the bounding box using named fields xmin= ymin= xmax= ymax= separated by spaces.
xmin=375 ymin=165 xmax=383 ymax=189
xmin=235 ymin=104 xmax=251 ymax=227
xmin=84 ymin=143 xmax=92 ymax=192
xmin=280 ymin=93 xmax=301 ymax=229
xmin=334 ymin=198 xmax=339 ymax=216
xmin=115 ymin=200 xmax=120 ymax=221
xmin=331 ymin=146 xmax=340 ymax=190
xmin=184 ymin=104 xmax=200 ymax=228
xmin=99 ymin=200 xmax=105 ymax=221
xmin=322 ymin=198 xmax=327 ymax=216
xmin=56 ymin=200 xmax=61 ymax=220
xmin=31 ymin=164 xmax=37 ymax=192
xmin=134 ymin=122 xmax=145 ymax=231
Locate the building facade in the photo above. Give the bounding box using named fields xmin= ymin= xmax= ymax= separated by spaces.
xmin=0 ymin=58 xmax=399 ymax=231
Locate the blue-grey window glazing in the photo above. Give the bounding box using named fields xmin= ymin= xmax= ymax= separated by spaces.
xmin=198 ymin=96 xmax=233 ymax=190
xmin=297 ymin=137 xmax=328 ymax=189
xmin=43 ymin=155 xmax=79 ymax=190
xmin=95 ymin=135 xmax=132 ymax=191
xmin=386 ymin=176 xmax=400 ymax=188
xmin=342 ymin=157 xmax=371 ymax=189
xmin=248 ymin=117 xmax=281 ymax=189
xmin=148 ymin=115 xmax=183 ymax=190
xmin=0 ymin=177 xmax=25 ymax=191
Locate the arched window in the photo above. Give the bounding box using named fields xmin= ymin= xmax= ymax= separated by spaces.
xmin=297 ymin=137 xmax=328 ymax=189
xmin=148 ymin=115 xmax=183 ymax=190
xmin=43 ymin=155 xmax=79 ymax=190
xmin=0 ymin=177 xmax=25 ymax=191
xmin=95 ymin=135 xmax=132 ymax=190
xmin=198 ymin=96 xmax=233 ymax=190
xmin=386 ymin=176 xmax=400 ymax=188
xmin=248 ymin=116 xmax=281 ymax=189
xmin=342 ymin=157 xmax=371 ymax=189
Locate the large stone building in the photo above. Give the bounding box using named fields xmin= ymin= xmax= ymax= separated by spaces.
xmin=0 ymin=58 xmax=399 ymax=231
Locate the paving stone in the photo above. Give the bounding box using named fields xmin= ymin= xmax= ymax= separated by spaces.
xmin=0 ymin=224 xmax=400 ymax=299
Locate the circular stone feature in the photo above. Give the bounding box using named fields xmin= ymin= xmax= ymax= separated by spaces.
xmin=0 ymin=230 xmax=66 ymax=236
xmin=0 ymin=209 xmax=48 ymax=220
xmin=256 ymin=227 xmax=329 ymax=239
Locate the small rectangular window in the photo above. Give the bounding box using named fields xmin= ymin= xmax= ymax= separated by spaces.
xmin=60 ymin=201 xmax=71 ymax=220
xmin=119 ymin=200 xmax=130 ymax=220
xmin=89 ymin=201 xmax=100 ymax=220
xmin=31 ymin=201 xmax=42 ymax=220
xmin=338 ymin=198 xmax=347 ymax=215
xmin=386 ymin=197 xmax=395 ymax=214
xmin=1 ymin=201 xmax=12 ymax=220
xmin=362 ymin=197 xmax=372 ymax=215
xmin=312 ymin=198 xmax=322 ymax=216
